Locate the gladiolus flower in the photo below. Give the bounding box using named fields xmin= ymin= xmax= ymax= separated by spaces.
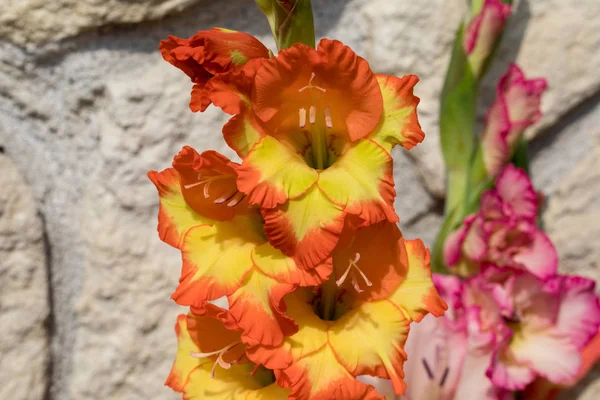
xmin=248 ymin=232 xmax=447 ymax=399
xmin=160 ymin=28 xmax=270 ymax=112
xmin=148 ymin=146 xmax=330 ymax=347
xmin=444 ymin=165 xmax=558 ymax=278
xmin=166 ymin=306 xmax=290 ymax=398
xmin=463 ymin=0 xmax=512 ymax=76
xmin=208 ymin=38 xmax=425 ymax=271
xmin=481 ymin=65 xmax=548 ymax=176
xmin=471 ymin=267 xmax=600 ymax=390
xmin=401 ymin=275 xmax=511 ymax=400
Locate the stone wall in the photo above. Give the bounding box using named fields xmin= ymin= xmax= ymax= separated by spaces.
xmin=0 ymin=0 xmax=598 ymax=398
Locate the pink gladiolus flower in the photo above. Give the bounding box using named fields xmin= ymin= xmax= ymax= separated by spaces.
xmin=474 ymin=267 xmax=600 ymax=390
xmin=364 ymin=275 xmax=512 ymax=400
xmin=463 ymin=0 xmax=511 ymax=76
xmin=481 ymin=64 xmax=548 ymax=176
xmin=444 ymin=165 xmax=557 ymax=278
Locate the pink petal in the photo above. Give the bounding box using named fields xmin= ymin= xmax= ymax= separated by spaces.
xmin=481 ymin=100 xmax=511 ymax=176
xmin=463 ymin=216 xmax=488 ymax=262
xmin=404 ymin=314 xmax=467 ymax=400
xmin=453 ymin=308 xmax=510 ymax=400
xmin=555 ymin=276 xmax=600 ymax=350
xmin=495 ymin=165 xmax=538 ymax=220
xmin=488 ymin=344 xmax=537 ymax=390
xmin=511 ymin=329 xmax=581 ymax=385
xmin=512 ymin=230 xmax=558 ymax=279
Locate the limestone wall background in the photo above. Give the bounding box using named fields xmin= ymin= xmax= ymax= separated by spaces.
xmin=0 ymin=0 xmax=598 ymax=399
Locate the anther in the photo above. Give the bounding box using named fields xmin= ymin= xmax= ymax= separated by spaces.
xmin=299 ymin=108 xmax=307 ymax=128
xmin=309 ymin=106 xmax=316 ymax=124
xmin=325 ymin=108 xmax=333 ymax=128
xmin=226 ymin=192 xmax=246 ymax=207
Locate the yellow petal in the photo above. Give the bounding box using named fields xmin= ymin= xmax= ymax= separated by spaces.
xmin=370 ymin=74 xmax=425 ymax=152
xmin=329 ymin=301 xmax=410 ymax=395
xmin=174 ymin=214 xmax=264 ymax=308
xmin=237 ymin=136 xmax=319 ymax=208
xmin=148 ymin=168 xmax=211 ymax=248
xmin=387 ymin=239 xmax=448 ymax=322
xmin=319 ymin=139 xmax=397 ymax=223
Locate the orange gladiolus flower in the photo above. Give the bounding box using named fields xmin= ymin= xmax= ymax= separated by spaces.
xmin=248 ymin=228 xmax=447 ymax=399
xmin=166 ymin=306 xmax=290 ymax=398
xmin=149 ymin=146 xmax=329 ymax=347
xmin=160 ymin=28 xmax=270 ymax=112
xmin=207 ymin=39 xmax=425 ymax=271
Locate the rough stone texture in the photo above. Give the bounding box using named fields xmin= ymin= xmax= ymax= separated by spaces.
xmin=0 ymin=0 xmax=599 ymax=399
xmin=0 ymin=0 xmax=202 ymax=45
xmin=0 ymin=155 xmax=49 ymax=400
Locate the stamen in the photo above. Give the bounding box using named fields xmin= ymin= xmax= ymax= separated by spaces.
xmin=325 ymin=108 xmax=333 ymax=128
xmin=439 ymin=367 xmax=450 ymax=387
xmin=190 ymin=341 xmax=242 ymax=379
xmin=309 ymin=106 xmax=316 ymax=124
xmin=203 ymin=180 xmax=212 ymax=198
xmin=336 ymin=253 xmax=372 ymax=292
xmin=227 ymin=192 xmax=245 ymax=207
xmin=214 ymin=189 xmax=238 ymax=205
xmin=299 ymin=108 xmax=307 ymax=128
xmin=422 ymin=359 xmax=434 ymax=380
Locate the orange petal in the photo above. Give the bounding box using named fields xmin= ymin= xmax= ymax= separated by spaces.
xmin=227 ymin=268 xmax=298 ymax=347
xmin=236 ymin=136 xmax=319 ymax=208
xmin=332 ymin=221 xmax=407 ymax=301
xmin=147 ymin=168 xmax=210 ymax=249
xmin=262 ymin=186 xmax=345 ymax=270
xmin=252 ymin=242 xmax=331 ymax=286
xmin=172 ymin=146 xmax=250 ymax=221
xmin=173 ymin=215 xmax=264 ymax=309
xmin=370 ymin=74 xmax=424 ymax=151
xmin=252 ymin=39 xmax=382 ymax=142
xmin=318 ymin=139 xmax=397 ymax=224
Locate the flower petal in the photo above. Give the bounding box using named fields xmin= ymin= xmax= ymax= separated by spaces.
xmin=495 ymin=165 xmax=538 ymax=220
xmin=319 ymin=139 xmax=397 ymax=224
xmin=172 ymin=146 xmax=250 ymax=221
xmin=370 ymin=74 xmax=425 ymax=151
xmin=148 ymin=168 xmax=210 ymax=248
xmin=262 ymin=186 xmax=345 ymax=270
xmin=227 ymin=268 xmax=297 ymax=347
xmin=512 ymin=230 xmax=558 ymax=279
xmin=252 ymin=39 xmax=382 ymax=142
xmin=555 ymin=276 xmax=600 ymax=350
xmin=332 ymin=221 xmax=407 ymax=301
xmin=237 ymin=136 xmax=319 ymax=208
xmin=510 ymin=329 xmax=581 ymax=385
xmin=165 ymin=308 xmax=241 ymax=392
xmin=387 ymin=239 xmax=448 ymax=322
xmin=329 ymin=300 xmax=410 ymax=395
xmin=281 ymin=346 xmax=384 ymax=400
xmin=174 ymin=214 xmax=264 ymax=308
xmin=252 ymin=242 xmax=330 ymax=286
